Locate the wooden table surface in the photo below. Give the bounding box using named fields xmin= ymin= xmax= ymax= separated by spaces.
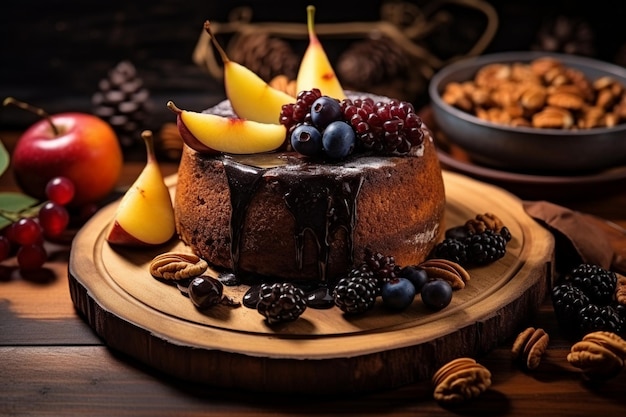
xmin=1 ymin=131 xmax=626 ymax=416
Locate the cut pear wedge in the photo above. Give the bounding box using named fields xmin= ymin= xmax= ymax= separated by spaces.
xmin=168 ymin=101 xmax=287 ymax=154
xmin=107 ymin=131 xmax=175 ymax=247
xmin=225 ymin=61 xmax=295 ymax=124
xmin=204 ymin=21 xmax=295 ymax=124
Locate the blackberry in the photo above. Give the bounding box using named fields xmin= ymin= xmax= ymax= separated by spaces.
xmin=464 ymin=230 xmax=507 ymax=265
xmin=551 ymin=282 xmax=590 ymax=333
xmin=333 ymin=272 xmax=379 ymax=314
xmin=579 ymin=304 xmax=624 ymax=335
xmin=565 ymin=263 xmax=617 ymax=305
xmin=348 ymin=263 xmax=375 ymax=280
xmin=256 ymin=282 xmax=307 ymax=324
xmin=499 ymin=226 xmax=512 ymax=242
xmin=363 ymin=249 xmax=400 ymax=287
xmin=430 ymin=238 xmax=468 ymax=265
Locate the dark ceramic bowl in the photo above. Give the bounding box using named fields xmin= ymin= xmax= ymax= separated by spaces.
xmin=428 ymin=51 xmax=626 ymax=173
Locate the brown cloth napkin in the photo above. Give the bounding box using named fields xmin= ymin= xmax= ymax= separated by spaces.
xmin=523 ymin=201 xmax=626 ymax=276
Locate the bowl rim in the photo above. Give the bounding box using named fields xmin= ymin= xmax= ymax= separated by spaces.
xmin=428 ymin=50 xmax=626 ymax=136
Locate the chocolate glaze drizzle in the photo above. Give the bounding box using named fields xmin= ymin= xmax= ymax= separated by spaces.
xmin=222 ymin=153 xmax=364 ymax=284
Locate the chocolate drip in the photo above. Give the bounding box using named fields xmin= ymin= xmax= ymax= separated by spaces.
xmin=222 ymin=154 xmax=364 ymax=282
xmin=222 ymin=157 xmax=265 ymax=273
xmin=282 ymin=175 xmax=363 ymax=282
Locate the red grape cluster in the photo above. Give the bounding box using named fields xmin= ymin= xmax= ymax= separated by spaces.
xmin=0 ymin=176 xmax=75 ymax=271
xmin=279 ymin=88 xmax=323 ymax=136
xmin=340 ymin=97 xmax=425 ymax=155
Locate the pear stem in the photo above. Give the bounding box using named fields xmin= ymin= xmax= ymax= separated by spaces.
xmin=141 ymin=130 xmax=157 ymax=164
xmin=306 ymin=5 xmax=316 ymax=38
xmin=3 ymin=97 xmax=60 ymax=136
xmin=166 ymin=101 xmax=182 ymax=114
xmin=204 ymin=20 xmax=230 ymax=64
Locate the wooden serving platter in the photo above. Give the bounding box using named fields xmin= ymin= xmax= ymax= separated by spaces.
xmin=68 ymin=170 xmax=554 ymax=393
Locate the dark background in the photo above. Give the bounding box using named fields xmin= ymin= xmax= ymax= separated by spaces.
xmin=1 ymin=0 xmax=624 ymax=133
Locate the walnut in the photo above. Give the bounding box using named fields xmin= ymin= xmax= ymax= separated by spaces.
xmin=465 ymin=212 xmax=505 ymax=234
xmin=543 ymin=66 xmax=569 ymax=86
xmin=529 ymin=57 xmax=563 ymax=77
xmin=532 ymin=106 xmax=574 ymax=128
xmin=442 ymin=82 xmax=474 ymax=112
xmin=578 ymin=106 xmax=606 ymax=129
xmin=567 ymin=331 xmax=626 ymax=380
xmin=419 ymin=259 xmax=470 ymax=290
xmin=475 ymin=63 xmax=511 ymax=88
xmin=593 ymin=76 xmax=618 ymax=90
xmin=432 ymin=357 xmax=492 ymax=403
xmin=440 ymin=56 xmax=626 ymax=130
xmin=149 ymin=252 xmax=209 ymax=281
xmin=616 ymin=274 xmax=626 ymax=305
xmin=519 ymin=85 xmax=547 ymax=111
xmin=546 ymin=92 xmax=585 ymax=110
xmin=511 ymin=327 xmax=549 ymax=370
xmin=595 ymin=88 xmax=618 ymax=110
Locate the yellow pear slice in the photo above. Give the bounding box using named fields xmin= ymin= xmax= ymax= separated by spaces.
xmin=167 ymin=101 xmax=287 ymax=154
xmin=106 ymin=131 xmax=175 ymax=246
xmin=296 ymin=5 xmax=346 ymax=100
xmin=204 ymin=21 xmax=295 ymax=124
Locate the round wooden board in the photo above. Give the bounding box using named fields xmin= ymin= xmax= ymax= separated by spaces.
xmin=68 ymin=170 xmax=554 ymax=393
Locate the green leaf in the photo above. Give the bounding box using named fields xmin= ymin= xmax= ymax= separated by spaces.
xmin=0 ymin=192 xmax=39 ymax=229
xmin=0 ymin=140 xmax=8 ymax=178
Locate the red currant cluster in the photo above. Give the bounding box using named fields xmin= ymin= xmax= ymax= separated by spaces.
xmin=0 ymin=176 xmax=75 ymax=271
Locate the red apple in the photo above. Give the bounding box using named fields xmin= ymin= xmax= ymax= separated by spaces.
xmin=8 ymin=98 xmax=123 ymax=207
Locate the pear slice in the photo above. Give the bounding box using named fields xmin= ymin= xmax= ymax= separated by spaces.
xmin=106 ymin=131 xmax=175 ymax=247
xmin=296 ymin=5 xmax=346 ymax=100
xmin=167 ymin=101 xmax=287 ymax=154
xmin=204 ymin=21 xmax=295 ymax=124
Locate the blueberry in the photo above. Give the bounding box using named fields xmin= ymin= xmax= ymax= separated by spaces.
xmin=399 ymin=265 xmax=428 ymax=293
xmin=421 ymin=279 xmax=453 ymax=311
xmin=322 ymin=121 xmax=356 ymax=159
xmin=381 ymin=277 xmax=416 ymax=311
xmin=310 ymin=96 xmax=343 ymax=129
xmin=290 ymin=124 xmax=323 ymax=157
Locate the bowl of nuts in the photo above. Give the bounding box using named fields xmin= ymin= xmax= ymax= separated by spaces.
xmin=428 ymin=51 xmax=626 ymax=173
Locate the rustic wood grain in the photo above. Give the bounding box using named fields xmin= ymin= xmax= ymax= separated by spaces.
xmin=66 ymin=171 xmax=553 ymax=393
xmin=3 ymin=157 xmax=626 ymax=414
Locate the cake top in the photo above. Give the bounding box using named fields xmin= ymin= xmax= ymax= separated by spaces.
xmin=167 ymin=6 xmax=433 ymax=163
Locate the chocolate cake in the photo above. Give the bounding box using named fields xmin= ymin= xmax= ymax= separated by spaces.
xmin=174 ymin=99 xmax=446 ymax=282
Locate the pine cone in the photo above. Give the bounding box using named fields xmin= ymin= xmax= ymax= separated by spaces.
xmin=93 ymin=61 xmax=151 ymax=148
xmin=532 ymin=15 xmax=596 ymax=57
xmin=228 ymin=33 xmax=299 ymax=82
xmin=336 ymin=37 xmax=423 ymax=101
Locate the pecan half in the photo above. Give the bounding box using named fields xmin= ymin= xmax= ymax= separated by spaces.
xmin=567 ymin=333 xmax=626 ymax=381
xmin=432 ymin=357 xmax=492 ymax=403
xmin=149 ymin=252 xmax=209 ymax=281
xmin=582 ymin=331 xmax=626 ymax=360
xmin=511 ymin=327 xmax=549 ymax=370
xmin=419 ymin=259 xmax=470 ymax=290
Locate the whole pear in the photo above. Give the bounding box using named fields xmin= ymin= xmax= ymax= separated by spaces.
xmin=296 ymin=5 xmax=346 ymax=100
